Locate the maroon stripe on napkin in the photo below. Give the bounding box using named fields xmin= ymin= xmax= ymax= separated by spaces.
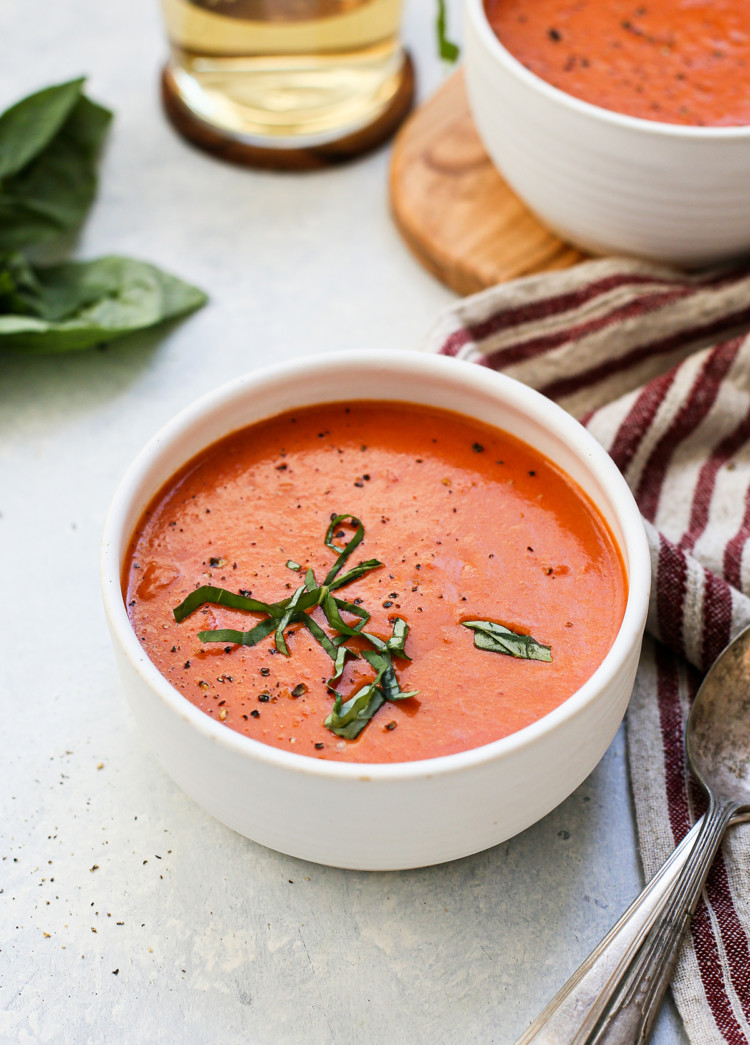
xmin=691 ymin=891 xmax=749 ymax=1045
xmin=440 ymin=327 xmax=472 ymax=358
xmin=487 ymin=291 xmax=711 ymax=379
xmin=635 ymin=344 xmax=739 ymax=523
xmin=483 ymin=286 xmax=693 ymax=371
xmin=704 ymin=855 xmax=750 ymax=1025
xmin=701 ymin=571 xmax=734 ymax=670
xmin=724 ymin=485 xmax=750 ymax=590
xmin=656 ymin=535 xmax=689 ymax=660
xmin=655 ymin=644 xmax=692 ymax=844
xmin=466 ymin=272 xmax=691 ymax=344
xmin=651 ymin=529 xmax=740 ymax=673
xmin=680 ymin=397 xmax=750 ymax=556
xmin=606 ymin=368 xmax=678 ymax=476
xmin=462 ymin=267 xmax=745 ymax=363
xmin=440 ymin=271 xmax=701 ymax=361
xmin=538 ymin=306 xmax=750 ymax=404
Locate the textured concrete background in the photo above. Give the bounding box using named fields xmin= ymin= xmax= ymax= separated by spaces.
xmin=0 ymin=1 xmax=687 ymax=1041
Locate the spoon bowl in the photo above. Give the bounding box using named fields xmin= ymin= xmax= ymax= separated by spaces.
xmin=687 ymin=627 xmax=750 ymax=808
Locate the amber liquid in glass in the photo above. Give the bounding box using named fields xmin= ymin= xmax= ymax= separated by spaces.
xmin=160 ymin=0 xmax=405 ymax=146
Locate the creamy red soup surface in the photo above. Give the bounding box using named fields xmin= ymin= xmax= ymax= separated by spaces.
xmin=485 ymin=0 xmax=750 ymax=126
xmin=123 ymin=400 xmax=627 ymax=764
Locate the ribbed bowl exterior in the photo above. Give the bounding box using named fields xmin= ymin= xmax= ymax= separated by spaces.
xmin=465 ymin=0 xmax=750 ymax=267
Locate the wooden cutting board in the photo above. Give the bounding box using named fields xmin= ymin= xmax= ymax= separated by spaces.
xmin=389 ymin=70 xmax=585 ymax=296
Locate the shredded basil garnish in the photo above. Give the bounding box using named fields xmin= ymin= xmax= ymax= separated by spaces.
xmin=300 ymin=613 xmax=342 ymax=662
xmin=171 ymin=518 xmax=553 ymax=745
xmin=323 ymin=513 xmax=365 ymax=585
xmin=172 ymin=515 xmax=416 ymax=739
xmin=173 ymin=585 xmax=280 ymax=623
xmin=320 ymin=591 xmax=366 ymax=639
xmin=385 ymin=616 xmax=411 ymax=660
xmin=332 ymin=597 xmax=370 ymax=626
xmin=328 ymin=559 xmax=383 ymax=589
xmin=274 ymin=584 xmax=306 ymax=657
xmin=196 ymin=617 xmax=277 ymax=648
xmin=324 ymin=683 xmax=386 ymax=740
xmin=328 ymin=643 xmax=356 ymax=684
xmin=361 ymin=647 xmax=419 ymax=702
xmin=462 ymin=620 xmax=552 ymax=662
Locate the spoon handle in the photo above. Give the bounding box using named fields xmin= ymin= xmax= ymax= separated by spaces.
xmin=514 ymin=820 xmax=701 ymax=1045
xmin=588 ymin=798 xmax=737 ymax=1045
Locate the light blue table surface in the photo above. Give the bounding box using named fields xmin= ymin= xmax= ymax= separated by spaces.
xmin=0 ymin=2 xmax=687 ymax=1042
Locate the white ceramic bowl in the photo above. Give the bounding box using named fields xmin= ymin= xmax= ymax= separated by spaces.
xmin=464 ymin=0 xmax=750 ymax=266
xmin=100 ymin=350 xmax=650 ymax=870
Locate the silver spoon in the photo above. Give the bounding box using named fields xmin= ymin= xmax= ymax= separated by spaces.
xmin=516 ymin=623 xmax=750 ymax=1045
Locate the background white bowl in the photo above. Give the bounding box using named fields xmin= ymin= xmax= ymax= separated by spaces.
xmin=100 ymin=350 xmax=650 ymax=870
xmin=464 ymin=0 xmax=750 ymax=267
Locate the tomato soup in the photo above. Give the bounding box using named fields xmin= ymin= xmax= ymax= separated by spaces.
xmin=123 ymin=401 xmax=627 ymax=764
xmin=485 ymin=0 xmax=750 ymax=126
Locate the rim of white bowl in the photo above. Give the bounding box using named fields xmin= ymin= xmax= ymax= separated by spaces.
xmin=100 ymin=349 xmax=651 ymax=783
xmin=467 ymin=0 xmax=750 ymax=140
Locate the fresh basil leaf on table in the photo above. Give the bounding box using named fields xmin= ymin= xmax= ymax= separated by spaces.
xmin=0 ymin=78 xmax=207 ymax=352
xmin=0 ymin=255 xmax=207 ymax=352
xmin=0 ymin=78 xmax=112 ymax=253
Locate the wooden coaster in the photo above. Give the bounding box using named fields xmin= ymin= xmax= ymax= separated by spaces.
xmin=389 ymin=70 xmax=585 ymax=295
xmin=161 ymin=53 xmax=415 ymax=172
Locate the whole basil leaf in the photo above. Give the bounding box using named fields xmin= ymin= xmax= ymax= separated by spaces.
xmin=0 ymin=79 xmax=112 ymax=252
xmin=0 ymin=253 xmax=41 ymax=316
xmin=0 ymin=255 xmax=207 ymax=352
xmin=0 ymin=78 xmax=85 ymax=178
xmin=462 ymin=620 xmax=552 ymax=662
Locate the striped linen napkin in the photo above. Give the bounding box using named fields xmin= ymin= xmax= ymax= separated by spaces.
xmin=423 ymin=257 xmax=750 ymax=1045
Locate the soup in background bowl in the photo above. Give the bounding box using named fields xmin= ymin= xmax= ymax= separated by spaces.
xmin=101 ymin=350 xmax=650 ymax=869
xmin=464 ymin=0 xmax=750 ymax=265
xmin=485 ymin=0 xmax=750 ymax=128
